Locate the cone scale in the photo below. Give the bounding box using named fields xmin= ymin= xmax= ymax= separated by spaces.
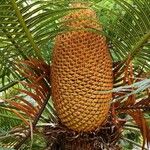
xmin=51 ymin=3 xmax=113 ymax=132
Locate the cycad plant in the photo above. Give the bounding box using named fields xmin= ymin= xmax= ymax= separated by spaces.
xmin=0 ymin=0 xmax=150 ymax=150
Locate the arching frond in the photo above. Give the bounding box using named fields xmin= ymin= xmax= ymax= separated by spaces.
xmin=0 ymin=0 xmax=72 ymax=92
xmin=1 ymin=59 xmax=53 ymax=149
xmin=106 ymin=0 xmax=150 ymax=72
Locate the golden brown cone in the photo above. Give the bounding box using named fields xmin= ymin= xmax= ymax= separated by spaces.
xmin=51 ymin=3 xmax=113 ymax=132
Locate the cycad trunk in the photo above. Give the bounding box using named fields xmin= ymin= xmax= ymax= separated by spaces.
xmin=45 ymin=119 xmax=122 ymax=150
xmin=51 ymin=137 xmax=95 ymax=150
xmin=50 ymin=137 xmax=119 ymax=150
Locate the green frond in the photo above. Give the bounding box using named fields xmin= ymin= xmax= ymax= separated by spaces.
xmin=0 ymin=0 xmax=72 ymax=92
xmin=104 ymin=0 xmax=150 ymax=71
xmin=0 ymin=105 xmax=22 ymax=132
